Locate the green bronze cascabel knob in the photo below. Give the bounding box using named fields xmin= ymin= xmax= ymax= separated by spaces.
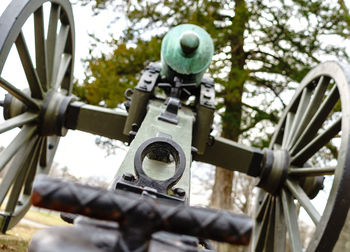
xmin=161 ymin=24 xmax=214 ymax=84
xmin=180 ymin=31 xmax=200 ymax=55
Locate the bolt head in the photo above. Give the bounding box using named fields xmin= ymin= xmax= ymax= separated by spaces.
xmin=122 ymin=173 xmax=135 ymax=182
xmin=174 ymin=187 xmax=186 ymax=197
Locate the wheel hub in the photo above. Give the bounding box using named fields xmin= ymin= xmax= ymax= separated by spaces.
xmin=256 ymin=149 xmax=289 ymax=194
xmin=3 ymin=90 xmax=75 ymax=137
xmin=38 ymin=91 xmax=75 ymax=136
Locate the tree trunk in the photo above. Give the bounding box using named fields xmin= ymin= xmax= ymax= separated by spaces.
xmin=210 ymin=167 xmax=234 ymax=209
xmin=210 ymin=0 xmax=249 ymax=212
xmin=209 ymin=1 xmax=249 ymax=251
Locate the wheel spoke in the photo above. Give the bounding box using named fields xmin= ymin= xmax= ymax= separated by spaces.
xmin=289 ymin=167 xmax=336 ymax=176
xmin=290 ymin=84 xmax=339 ymax=155
xmin=286 ymin=88 xmax=312 ymax=150
xmin=34 ymin=6 xmax=48 ymax=92
xmin=285 ymin=179 xmax=321 ymax=225
xmin=0 ymin=77 xmax=40 ymax=110
xmin=262 ymin=197 xmax=276 ymax=251
xmin=0 ymin=112 xmax=38 ymax=134
xmin=256 ymin=193 xmax=269 ymax=221
xmin=47 ymin=4 xmax=61 ymax=86
xmin=5 ymin=195 xmax=31 ymax=232
xmin=47 ymin=136 xmax=60 ymax=166
xmin=39 ymin=136 xmax=59 ymax=172
xmin=274 ymin=196 xmax=286 ymax=251
xmin=291 ymin=117 xmax=341 ymax=165
xmin=5 ymin=137 xmax=41 ymax=213
xmin=288 ymin=77 xmax=330 ymax=150
xmin=15 ymin=31 xmax=44 ymax=99
xmin=25 ymin=138 xmax=45 ymax=195
xmin=54 ymin=53 xmax=71 ymax=90
xmin=50 ymin=25 xmax=70 ymax=88
xmin=39 ymin=137 xmax=47 ymax=167
xmin=281 ymin=189 xmax=302 ymax=252
xmin=0 ymin=125 xmax=36 ymax=173
xmin=0 ymin=135 xmax=37 ymax=205
xmin=282 ymin=112 xmax=294 ymax=149
xmin=0 ymin=0 xmax=74 ymax=232
xmin=254 ymin=196 xmax=272 ymax=251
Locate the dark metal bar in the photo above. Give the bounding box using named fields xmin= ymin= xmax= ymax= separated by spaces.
xmin=32 ymin=175 xmax=252 ymax=246
xmin=65 ymin=102 xmax=129 ymax=142
xmin=195 ymin=136 xmax=264 ymax=177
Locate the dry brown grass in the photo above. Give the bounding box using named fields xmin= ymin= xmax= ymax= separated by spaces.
xmin=24 ymin=208 xmax=68 ymax=226
xmin=0 ymin=208 xmax=69 ymax=252
xmin=0 ymin=223 xmax=38 ymax=252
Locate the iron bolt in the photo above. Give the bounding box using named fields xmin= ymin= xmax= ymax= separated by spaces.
xmin=131 ymin=123 xmax=139 ymax=132
xmin=191 ymin=146 xmax=198 ymax=155
xmin=174 ymin=187 xmax=186 ymax=197
xmin=123 ymin=173 xmax=135 ymax=182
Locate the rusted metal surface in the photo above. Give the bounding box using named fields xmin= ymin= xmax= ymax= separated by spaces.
xmin=32 ymin=175 xmax=252 ymax=246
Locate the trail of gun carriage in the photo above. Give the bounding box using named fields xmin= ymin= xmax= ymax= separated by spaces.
xmin=0 ymin=0 xmax=349 ymax=251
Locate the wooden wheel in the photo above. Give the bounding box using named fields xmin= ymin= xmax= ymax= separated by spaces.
xmin=253 ymin=62 xmax=350 ymax=251
xmin=0 ymin=0 xmax=74 ymax=232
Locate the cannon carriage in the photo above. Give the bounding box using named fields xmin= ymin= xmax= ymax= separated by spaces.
xmin=0 ymin=0 xmax=349 ymax=251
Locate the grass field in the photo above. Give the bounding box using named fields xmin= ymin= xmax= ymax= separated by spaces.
xmin=0 ymin=208 xmax=69 ymax=252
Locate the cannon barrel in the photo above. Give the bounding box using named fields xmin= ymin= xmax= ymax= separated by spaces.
xmin=161 ymin=24 xmax=214 ymax=84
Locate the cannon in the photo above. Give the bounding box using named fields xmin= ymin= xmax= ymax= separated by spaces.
xmin=0 ymin=0 xmax=349 ymax=251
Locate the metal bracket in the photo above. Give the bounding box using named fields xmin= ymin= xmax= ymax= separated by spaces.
xmin=133 ymin=136 xmax=186 ymax=194
xmin=113 ymin=176 xmax=185 ymax=204
xmin=135 ymin=63 xmax=161 ymax=92
xmin=122 ymin=63 xmax=161 ymax=135
xmin=191 ymin=77 xmax=215 ymax=154
xmin=158 ymin=97 xmax=181 ymax=124
xmin=199 ymin=77 xmax=215 ymax=109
